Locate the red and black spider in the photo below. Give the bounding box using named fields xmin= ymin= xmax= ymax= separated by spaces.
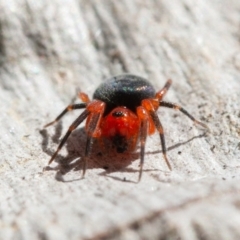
xmin=44 ymin=74 xmax=208 ymax=181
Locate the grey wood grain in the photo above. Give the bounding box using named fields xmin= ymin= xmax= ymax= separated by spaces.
xmin=0 ymin=0 xmax=240 ymax=239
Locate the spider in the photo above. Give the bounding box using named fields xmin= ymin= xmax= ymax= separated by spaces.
xmin=44 ymin=74 xmax=209 ymax=181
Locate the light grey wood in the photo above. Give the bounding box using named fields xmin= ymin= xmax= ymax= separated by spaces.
xmin=0 ymin=0 xmax=240 ymax=239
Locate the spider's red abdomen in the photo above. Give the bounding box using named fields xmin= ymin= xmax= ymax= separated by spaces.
xmin=101 ymin=107 xmax=140 ymax=153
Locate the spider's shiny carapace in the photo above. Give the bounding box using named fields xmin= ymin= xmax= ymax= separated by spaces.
xmin=44 ymin=74 xmax=208 ymax=181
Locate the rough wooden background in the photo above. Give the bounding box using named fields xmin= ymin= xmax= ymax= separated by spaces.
xmin=0 ymin=0 xmax=240 ymax=239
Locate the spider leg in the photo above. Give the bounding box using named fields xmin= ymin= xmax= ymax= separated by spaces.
xmin=155 ymin=79 xmax=172 ymax=100
xmin=44 ymin=103 xmax=87 ymax=128
xmin=136 ymin=107 xmax=149 ymax=182
xmin=48 ymin=109 xmax=90 ymax=165
xmin=142 ymin=99 xmax=172 ymax=171
xmin=159 ymin=101 xmax=209 ymax=130
xmin=150 ymin=111 xmax=172 ymax=171
xmin=81 ymin=100 xmax=105 ymax=178
xmin=78 ymin=92 xmax=90 ymax=103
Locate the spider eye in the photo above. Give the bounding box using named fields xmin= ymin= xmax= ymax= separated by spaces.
xmin=112 ymin=111 xmax=125 ymax=117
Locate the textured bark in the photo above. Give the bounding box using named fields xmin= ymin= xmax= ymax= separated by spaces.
xmin=0 ymin=0 xmax=240 ymax=239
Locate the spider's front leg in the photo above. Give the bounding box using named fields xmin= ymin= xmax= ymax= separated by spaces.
xmin=136 ymin=106 xmax=149 ymax=182
xmin=137 ymin=99 xmax=172 ymax=181
xmin=45 ymin=100 xmax=105 ymax=178
xmin=81 ymin=100 xmax=105 ymax=177
xmin=47 ymin=109 xmax=90 ymax=165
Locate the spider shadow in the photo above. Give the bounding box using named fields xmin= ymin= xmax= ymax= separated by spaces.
xmin=40 ymin=122 xmax=141 ymax=182
xmin=146 ymin=132 xmax=208 ymax=155
xmin=40 ymin=122 xmax=207 ymax=183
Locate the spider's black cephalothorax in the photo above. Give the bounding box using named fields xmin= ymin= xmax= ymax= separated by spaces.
xmin=93 ymin=74 xmax=156 ymax=115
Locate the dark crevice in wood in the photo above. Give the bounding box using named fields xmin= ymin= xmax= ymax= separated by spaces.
xmin=0 ymin=20 xmax=6 ymax=65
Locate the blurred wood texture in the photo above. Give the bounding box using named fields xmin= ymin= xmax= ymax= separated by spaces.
xmin=0 ymin=0 xmax=240 ymax=239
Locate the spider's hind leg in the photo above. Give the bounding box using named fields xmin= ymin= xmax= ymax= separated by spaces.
xmin=160 ymin=101 xmax=209 ymax=131
xmin=155 ymin=79 xmax=172 ymax=100
xmin=44 ymin=103 xmax=87 ymax=128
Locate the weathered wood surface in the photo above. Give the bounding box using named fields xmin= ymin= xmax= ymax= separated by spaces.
xmin=0 ymin=0 xmax=240 ymax=239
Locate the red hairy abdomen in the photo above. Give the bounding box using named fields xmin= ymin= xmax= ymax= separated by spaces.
xmin=101 ymin=107 xmax=140 ymax=139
